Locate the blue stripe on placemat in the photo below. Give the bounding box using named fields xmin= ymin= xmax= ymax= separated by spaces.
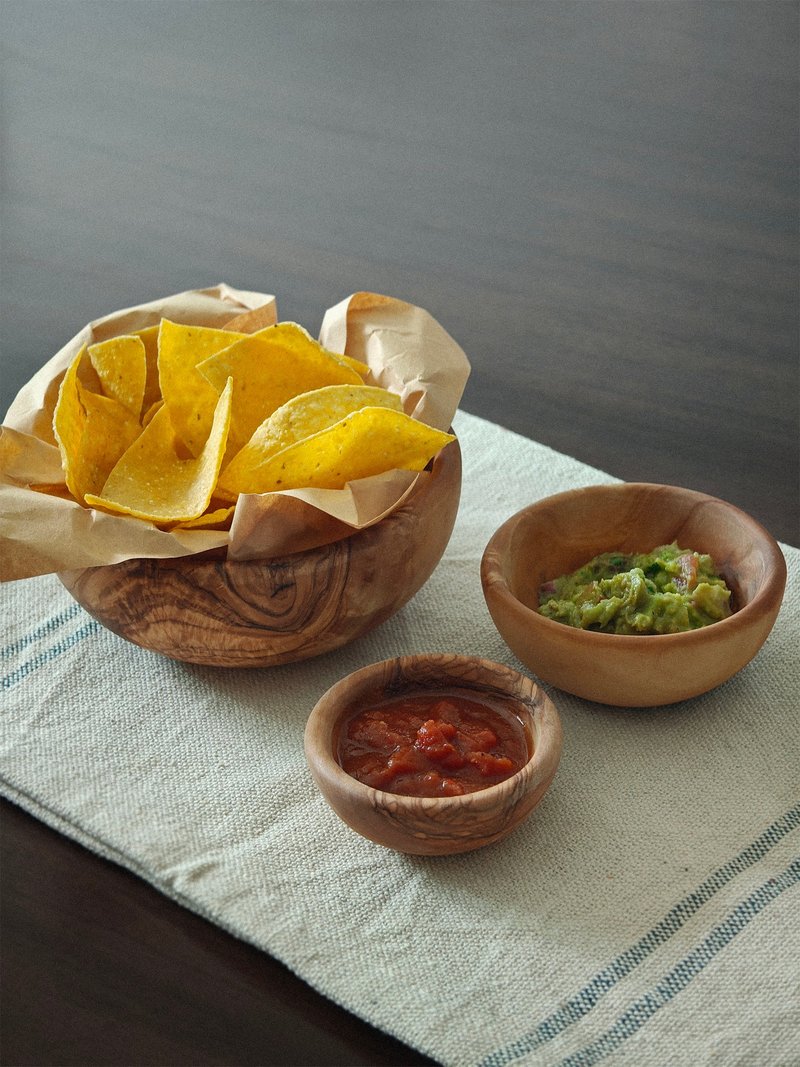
xmin=554 ymin=858 xmax=800 ymax=1067
xmin=481 ymin=804 xmax=800 ymax=1067
xmin=2 ymin=620 xmax=101 ymax=690
xmin=1 ymin=602 xmax=83 ymax=659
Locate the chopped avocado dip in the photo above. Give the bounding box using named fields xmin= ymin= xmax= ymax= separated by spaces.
xmin=538 ymin=543 xmax=733 ymax=634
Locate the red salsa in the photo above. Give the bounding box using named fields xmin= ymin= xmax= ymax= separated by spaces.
xmin=337 ymin=690 xmax=530 ymax=797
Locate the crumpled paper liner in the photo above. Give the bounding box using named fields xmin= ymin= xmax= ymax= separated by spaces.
xmin=0 ymin=285 xmax=470 ymax=581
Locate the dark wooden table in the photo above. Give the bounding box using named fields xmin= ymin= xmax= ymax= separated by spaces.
xmin=2 ymin=3 xmax=797 ymax=1064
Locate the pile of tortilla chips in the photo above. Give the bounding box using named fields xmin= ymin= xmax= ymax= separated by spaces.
xmin=51 ymin=319 xmax=454 ymax=530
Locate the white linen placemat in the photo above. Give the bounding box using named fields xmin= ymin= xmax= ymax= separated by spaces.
xmin=2 ymin=410 xmax=798 ymax=1067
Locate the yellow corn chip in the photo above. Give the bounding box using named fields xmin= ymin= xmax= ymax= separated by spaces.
xmin=158 ymin=320 xmax=246 ymax=457
xmin=88 ymin=335 xmax=147 ymax=418
xmin=198 ymin=322 xmax=363 ymax=455
xmin=51 ymin=310 xmax=450 ymax=535
xmin=170 ymin=505 xmax=235 ymax=530
xmin=134 ymin=324 xmax=162 ymax=414
xmin=218 ymin=407 xmax=454 ymax=497
xmin=338 ymin=354 xmax=370 ymax=378
xmin=85 ymin=378 xmax=233 ymax=523
xmin=217 ymin=384 xmax=402 ymax=500
xmin=141 ymin=398 xmax=163 ymax=428
xmin=53 ymin=350 xmax=89 ymax=498
xmin=53 ymin=347 xmax=141 ymax=504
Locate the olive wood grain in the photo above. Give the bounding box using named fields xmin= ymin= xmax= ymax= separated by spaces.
xmin=304 ymin=654 xmax=563 ymax=856
xmin=58 ymin=440 xmax=460 ymax=667
xmin=481 ymin=483 xmax=787 ymax=707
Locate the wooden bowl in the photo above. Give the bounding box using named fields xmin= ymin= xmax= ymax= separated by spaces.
xmin=481 ymin=483 xmax=786 ymax=707
xmin=304 ymin=654 xmax=563 ymax=855
xmin=58 ymin=440 xmax=461 ymax=667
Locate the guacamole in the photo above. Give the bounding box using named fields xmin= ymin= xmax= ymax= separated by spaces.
xmin=538 ymin=543 xmax=732 ymax=635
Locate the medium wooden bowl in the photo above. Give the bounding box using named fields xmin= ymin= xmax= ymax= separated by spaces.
xmin=304 ymin=654 xmax=563 ymax=855
xmin=480 ymin=483 xmax=786 ymax=707
xmin=58 ymin=440 xmax=461 ymax=667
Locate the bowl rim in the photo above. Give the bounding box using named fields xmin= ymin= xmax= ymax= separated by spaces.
xmin=304 ymin=654 xmax=563 ymax=813
xmin=480 ymin=481 xmax=787 ymax=648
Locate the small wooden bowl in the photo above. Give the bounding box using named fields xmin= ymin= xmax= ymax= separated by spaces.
xmin=58 ymin=440 xmax=461 ymax=667
xmin=304 ymin=654 xmax=563 ymax=855
xmin=481 ymin=483 xmax=786 ymax=707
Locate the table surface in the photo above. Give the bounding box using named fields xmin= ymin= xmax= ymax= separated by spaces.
xmin=1 ymin=3 xmax=797 ymax=1064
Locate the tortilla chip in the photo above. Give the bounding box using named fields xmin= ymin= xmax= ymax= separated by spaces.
xmin=158 ymin=319 xmax=246 ymax=457
xmin=198 ymin=322 xmax=363 ymax=455
xmin=218 ymin=407 xmax=454 ymax=497
xmin=141 ymin=398 xmax=163 ymax=428
xmin=170 ymin=504 xmax=235 ymax=530
xmin=134 ymin=324 xmax=162 ymax=414
xmin=85 ymin=379 xmax=233 ymax=523
xmin=338 ymin=354 xmax=370 ymax=378
xmin=217 ymin=384 xmax=402 ymax=500
xmin=88 ymin=335 xmax=147 ymax=418
xmin=53 ymin=347 xmax=141 ymax=503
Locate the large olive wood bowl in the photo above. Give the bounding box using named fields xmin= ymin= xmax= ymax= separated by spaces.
xmin=481 ymin=483 xmax=786 ymax=707
xmin=58 ymin=440 xmax=460 ymax=667
xmin=304 ymin=654 xmax=563 ymax=856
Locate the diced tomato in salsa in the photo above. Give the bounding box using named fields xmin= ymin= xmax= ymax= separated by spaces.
xmin=337 ymin=692 xmax=530 ymax=797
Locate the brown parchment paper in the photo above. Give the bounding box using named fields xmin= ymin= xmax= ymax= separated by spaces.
xmin=1 ymin=285 xmax=470 ymax=581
